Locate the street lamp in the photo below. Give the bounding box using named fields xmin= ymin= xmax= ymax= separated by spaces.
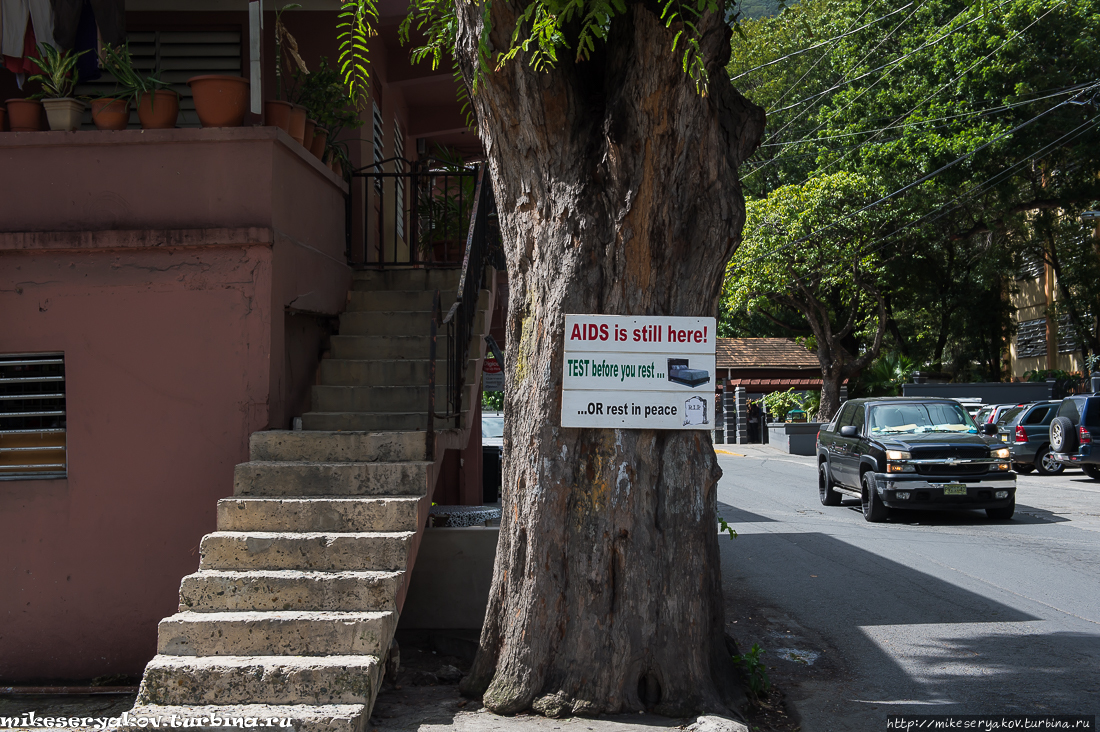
xmin=1080 ymin=211 xmax=1100 ymax=221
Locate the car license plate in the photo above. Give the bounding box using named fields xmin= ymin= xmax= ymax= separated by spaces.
xmin=941 ymin=483 xmax=967 ymax=495
xmin=1001 ymin=434 xmax=1008 ymax=442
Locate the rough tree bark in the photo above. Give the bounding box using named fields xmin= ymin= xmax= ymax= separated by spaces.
xmin=451 ymin=0 xmax=765 ymax=718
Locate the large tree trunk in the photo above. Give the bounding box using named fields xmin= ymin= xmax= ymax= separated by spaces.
xmin=452 ymin=0 xmax=765 ymax=718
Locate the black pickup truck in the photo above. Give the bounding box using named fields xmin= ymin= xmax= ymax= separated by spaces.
xmin=817 ymin=398 xmax=1016 ymax=522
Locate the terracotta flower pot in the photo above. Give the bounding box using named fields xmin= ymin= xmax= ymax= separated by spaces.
xmin=303 ymin=118 xmax=316 ymax=151
xmin=288 ymin=104 xmax=307 ymax=145
xmin=188 ymin=75 xmax=249 ymax=128
xmin=310 ymin=126 xmax=328 ymax=160
xmin=6 ymin=99 xmax=44 ymax=131
xmin=137 ymin=90 xmax=179 ymax=129
xmin=264 ymin=99 xmax=292 ymax=133
xmin=42 ymin=98 xmax=85 ymax=131
xmin=91 ymin=98 xmax=130 ymax=130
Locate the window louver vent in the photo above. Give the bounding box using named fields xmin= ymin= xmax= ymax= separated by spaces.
xmin=1016 ymin=318 xmax=1047 ymax=359
xmin=0 ymin=354 xmax=66 ymax=480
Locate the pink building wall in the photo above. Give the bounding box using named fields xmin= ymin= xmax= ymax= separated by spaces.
xmin=0 ymin=129 xmax=349 ymax=682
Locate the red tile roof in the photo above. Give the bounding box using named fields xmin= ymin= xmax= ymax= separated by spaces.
xmin=728 ymin=378 xmax=823 ymax=389
xmin=716 ymin=338 xmax=819 ymax=370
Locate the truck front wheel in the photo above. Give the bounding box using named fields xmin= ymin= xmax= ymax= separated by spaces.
xmin=861 ymin=472 xmax=889 ymax=523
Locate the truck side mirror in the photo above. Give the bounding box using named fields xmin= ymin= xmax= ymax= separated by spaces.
xmin=839 ymin=425 xmax=858 ymax=437
xmin=980 ymin=423 xmax=998 ymax=436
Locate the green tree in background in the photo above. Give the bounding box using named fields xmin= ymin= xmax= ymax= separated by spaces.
xmin=723 ymin=0 xmax=1100 ymax=380
xmin=724 ymin=172 xmax=893 ymax=418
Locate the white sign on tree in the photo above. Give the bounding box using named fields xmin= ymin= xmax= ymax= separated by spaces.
xmin=561 ymin=315 xmax=716 ymax=429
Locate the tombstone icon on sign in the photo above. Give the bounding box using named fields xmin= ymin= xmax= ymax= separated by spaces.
xmin=683 ymin=395 xmax=708 ymax=426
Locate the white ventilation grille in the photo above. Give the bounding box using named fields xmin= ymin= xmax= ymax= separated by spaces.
xmin=372 ymin=102 xmax=385 ymax=190
xmin=0 ymin=354 xmax=66 ymax=480
xmin=394 ymin=117 xmax=406 ymax=240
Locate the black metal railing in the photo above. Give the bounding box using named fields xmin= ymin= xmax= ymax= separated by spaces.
xmin=427 ymin=289 xmax=442 ymax=461
xmin=427 ymin=165 xmax=503 ymax=452
xmin=346 ymin=156 xmax=479 ymax=268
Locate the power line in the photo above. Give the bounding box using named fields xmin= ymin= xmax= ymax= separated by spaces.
xmin=766 ymin=0 xmax=1006 ymax=118
xmin=729 ymin=3 xmax=903 ymax=82
xmin=762 ymin=0 xmax=931 ymax=143
xmin=755 ymin=85 xmax=1087 ymax=150
xmin=754 ymin=111 xmax=1100 ymax=297
xmin=855 ymin=117 xmax=1100 ymax=261
xmin=763 ymin=3 xmax=879 ymax=112
xmin=730 ymin=80 xmax=1100 ymax=273
xmin=745 ymin=0 xmax=1072 ymax=183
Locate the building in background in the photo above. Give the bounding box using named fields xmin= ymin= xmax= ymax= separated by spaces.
xmin=1 ymin=0 xmax=495 ymax=685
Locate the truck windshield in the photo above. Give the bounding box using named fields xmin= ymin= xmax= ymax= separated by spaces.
xmin=868 ymin=403 xmax=978 ymax=435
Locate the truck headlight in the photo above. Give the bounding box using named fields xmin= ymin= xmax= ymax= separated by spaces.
xmin=886 ymin=450 xmax=911 ymax=460
xmin=992 ymin=447 xmax=1011 ymax=459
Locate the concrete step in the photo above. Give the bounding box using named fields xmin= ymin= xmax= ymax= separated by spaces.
xmin=233 ymin=461 xmax=430 ymax=497
xmin=347 ymin=290 xmax=442 ymax=312
xmin=249 ymin=430 xmax=424 ymax=463
xmin=350 ymin=268 xmax=461 ymax=292
xmin=217 ymin=497 xmax=421 ymax=533
xmin=337 ymin=309 xmax=485 ymax=340
xmin=301 ymin=412 xmax=430 ymax=432
xmin=179 ymin=570 xmax=402 ymax=613
xmin=157 ymin=610 xmax=396 ymax=657
xmin=319 ymin=358 xmax=432 ymax=387
xmin=127 ymin=704 xmax=367 ymax=732
xmin=199 ymin=532 xmax=414 ymax=572
xmin=329 ymin=335 xmax=449 ymax=361
xmin=338 ymin=311 xmax=432 ymax=337
xmin=312 ymin=385 xmax=448 ymax=414
xmin=137 ymin=654 xmax=381 ymax=706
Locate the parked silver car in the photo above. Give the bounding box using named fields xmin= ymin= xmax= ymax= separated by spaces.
xmin=995 ymin=400 xmax=1063 ymax=475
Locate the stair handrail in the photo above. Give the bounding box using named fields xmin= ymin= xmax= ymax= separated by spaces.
xmin=427 ymin=289 xmax=442 ymax=461
xmin=436 ymin=165 xmax=500 ymax=435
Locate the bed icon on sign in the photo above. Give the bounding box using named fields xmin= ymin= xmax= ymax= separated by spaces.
xmin=667 ymin=358 xmax=711 ymax=388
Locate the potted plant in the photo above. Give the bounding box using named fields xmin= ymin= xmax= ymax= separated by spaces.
xmin=292 ymin=58 xmax=362 ymax=161
xmin=100 ymin=44 xmax=178 ymax=130
xmin=29 ymin=43 xmax=89 ymax=131
xmin=265 ymin=3 xmax=305 ymax=135
xmin=187 ymin=74 xmax=249 ymax=127
xmin=416 ymin=147 xmax=476 ymax=262
xmin=90 ymin=95 xmax=130 ymax=130
xmin=5 ymin=98 xmax=45 ymax=131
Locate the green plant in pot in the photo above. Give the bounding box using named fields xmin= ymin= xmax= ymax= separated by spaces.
xmin=265 ymin=3 xmax=307 ymax=137
xmin=416 ymin=146 xmax=476 ymax=262
xmin=99 ymin=43 xmax=178 ymax=130
xmin=28 ymin=43 xmax=89 ymax=131
xmin=290 ymin=57 xmax=362 ymax=161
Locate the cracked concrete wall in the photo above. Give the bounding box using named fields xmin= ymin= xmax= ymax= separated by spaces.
xmin=0 ymin=242 xmax=275 ymax=683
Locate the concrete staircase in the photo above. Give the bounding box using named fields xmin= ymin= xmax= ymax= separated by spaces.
xmin=129 ymin=268 xmax=494 ymax=732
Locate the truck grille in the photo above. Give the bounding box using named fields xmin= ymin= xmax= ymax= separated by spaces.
xmin=915 ymin=463 xmax=988 ymax=476
xmin=910 ymin=446 xmax=989 ymax=460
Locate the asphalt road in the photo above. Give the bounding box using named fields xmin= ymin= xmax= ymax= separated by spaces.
xmin=715 ymin=443 xmax=1100 ymax=732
